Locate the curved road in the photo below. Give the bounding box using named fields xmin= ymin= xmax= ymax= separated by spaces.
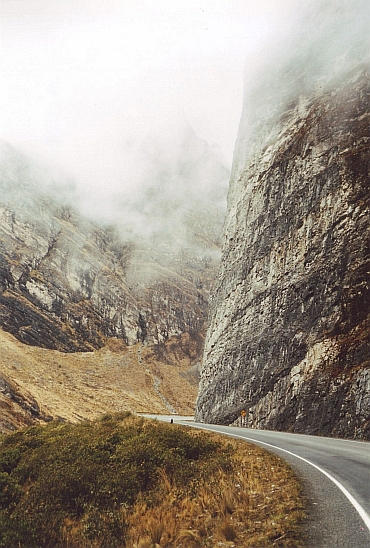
xmin=143 ymin=415 xmax=370 ymax=548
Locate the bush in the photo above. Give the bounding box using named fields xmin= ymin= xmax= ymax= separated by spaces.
xmin=0 ymin=414 xmax=227 ymax=548
xmin=0 ymin=416 xmax=306 ymax=547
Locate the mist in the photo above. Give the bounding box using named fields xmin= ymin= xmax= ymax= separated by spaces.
xmin=233 ymin=0 xmax=369 ymax=179
xmin=1 ymin=0 xmax=368 ymax=249
xmin=0 ymin=0 xmax=299 ymax=220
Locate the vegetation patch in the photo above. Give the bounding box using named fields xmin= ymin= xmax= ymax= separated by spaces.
xmin=0 ymin=413 xmax=306 ymax=547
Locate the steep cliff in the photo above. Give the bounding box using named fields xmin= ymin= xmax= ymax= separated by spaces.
xmin=195 ymin=5 xmax=369 ymax=439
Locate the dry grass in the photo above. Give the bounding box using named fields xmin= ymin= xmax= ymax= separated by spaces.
xmin=0 ymin=328 xmax=198 ymax=431
xmin=0 ymin=415 xmax=306 ymax=547
xmin=124 ymin=432 xmax=306 ymax=548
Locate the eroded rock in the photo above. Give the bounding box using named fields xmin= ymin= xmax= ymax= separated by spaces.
xmin=195 ymin=18 xmax=369 ymax=439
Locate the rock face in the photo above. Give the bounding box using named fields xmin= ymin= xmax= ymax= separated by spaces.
xmin=0 ymin=131 xmax=228 ymax=356
xmin=195 ymin=8 xmax=369 ymax=439
xmin=0 ymin=371 xmax=52 ymax=432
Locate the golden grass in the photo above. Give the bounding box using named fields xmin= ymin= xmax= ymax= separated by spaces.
xmin=0 ymin=328 xmax=199 ymax=431
xmin=124 ymin=431 xmax=306 ymax=548
xmin=0 ymin=415 xmax=306 ymax=547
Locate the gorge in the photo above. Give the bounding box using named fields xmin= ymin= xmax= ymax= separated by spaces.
xmin=1 ymin=1 xmax=369 ymax=442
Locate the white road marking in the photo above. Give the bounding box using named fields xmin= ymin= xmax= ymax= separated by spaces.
xmin=219 ymin=430 xmax=370 ymax=534
xmin=166 ymin=418 xmax=370 ymax=534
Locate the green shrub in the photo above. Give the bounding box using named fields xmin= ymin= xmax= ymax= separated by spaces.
xmin=0 ymin=414 xmax=230 ymax=548
xmin=0 ymin=472 xmax=22 ymax=509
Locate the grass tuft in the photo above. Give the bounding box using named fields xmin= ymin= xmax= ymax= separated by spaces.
xmin=218 ymin=518 xmax=237 ymax=541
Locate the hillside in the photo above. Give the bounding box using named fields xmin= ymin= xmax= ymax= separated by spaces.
xmin=0 ymin=328 xmax=199 ymax=432
xmin=0 ymin=128 xmax=229 ymax=431
xmin=0 ymin=132 xmax=228 ymax=352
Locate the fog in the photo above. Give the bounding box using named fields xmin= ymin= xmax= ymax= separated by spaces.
xmin=0 ymin=0 xmax=368 ymax=240
xmin=226 ymin=0 xmax=369 ymax=181
xmin=0 ymin=0 xmax=301 ymax=219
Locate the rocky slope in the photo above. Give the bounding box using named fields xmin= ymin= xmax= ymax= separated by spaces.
xmin=195 ymin=5 xmax=369 ymax=439
xmin=0 ymin=132 xmax=227 ymax=351
xmin=0 ymin=130 xmax=228 ymax=429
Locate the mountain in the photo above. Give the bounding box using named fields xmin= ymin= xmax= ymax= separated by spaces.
xmin=0 ymin=129 xmax=229 ymax=431
xmin=195 ymin=2 xmax=370 ymax=440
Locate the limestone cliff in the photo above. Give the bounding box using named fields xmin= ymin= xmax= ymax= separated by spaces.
xmin=195 ymin=5 xmax=369 ymax=439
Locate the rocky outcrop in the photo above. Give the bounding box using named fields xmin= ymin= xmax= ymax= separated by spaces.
xmin=0 ymin=132 xmax=228 ymax=355
xmin=195 ymin=6 xmax=369 ymax=439
xmin=0 ymin=372 xmax=53 ymax=432
xmin=0 ymin=178 xmax=139 ymax=351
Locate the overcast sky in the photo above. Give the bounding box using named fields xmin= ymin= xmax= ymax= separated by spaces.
xmin=0 ymin=0 xmax=304 ymax=207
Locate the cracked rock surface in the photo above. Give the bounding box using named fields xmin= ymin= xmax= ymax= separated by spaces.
xmin=0 ymin=137 xmax=227 ymax=354
xmin=195 ymin=58 xmax=369 ymax=439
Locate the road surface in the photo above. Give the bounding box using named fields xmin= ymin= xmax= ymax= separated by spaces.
xmin=143 ymin=415 xmax=370 ymax=548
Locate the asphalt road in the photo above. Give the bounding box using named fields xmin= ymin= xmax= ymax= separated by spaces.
xmin=143 ymin=415 xmax=370 ymax=548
